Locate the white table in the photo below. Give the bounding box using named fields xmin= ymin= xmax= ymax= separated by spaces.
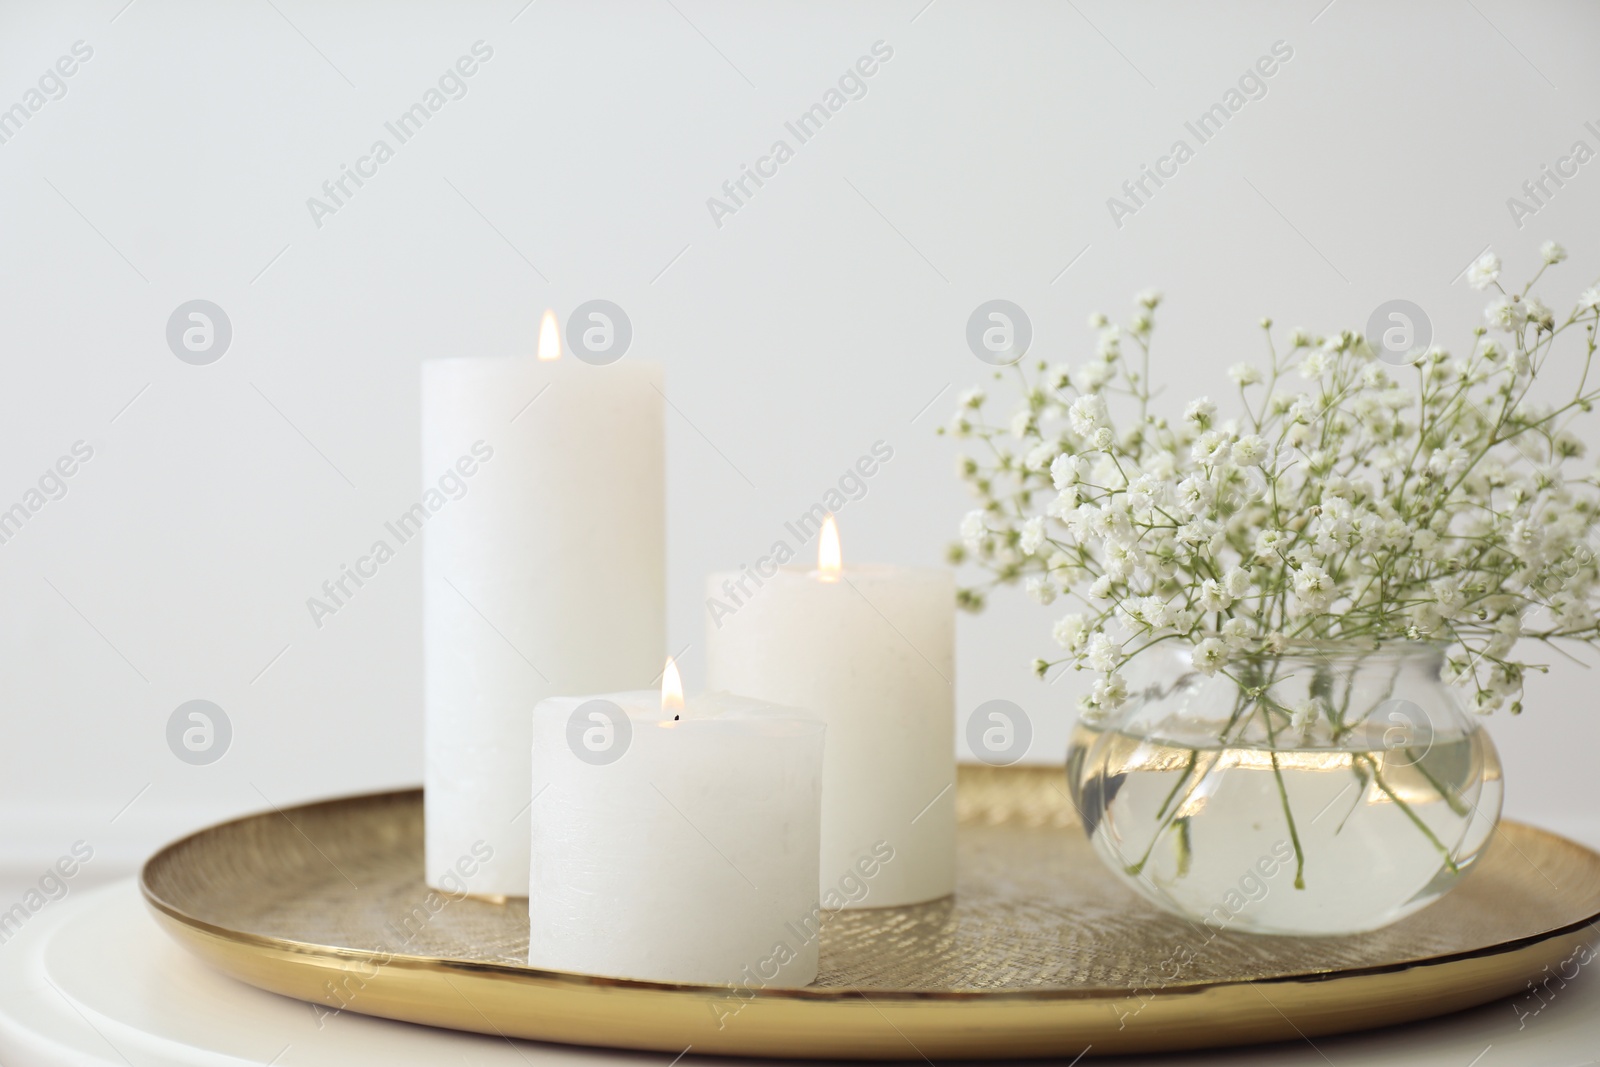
xmin=0 ymin=880 xmax=1594 ymax=1066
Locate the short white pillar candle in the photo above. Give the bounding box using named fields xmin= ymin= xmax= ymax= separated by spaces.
xmin=706 ymin=517 xmax=956 ymax=908
xmin=527 ymin=662 xmax=825 ymax=986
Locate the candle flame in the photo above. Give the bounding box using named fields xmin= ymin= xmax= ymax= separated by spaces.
xmin=818 ymin=514 xmax=842 ymax=580
xmin=537 ymin=309 xmax=561 ymax=362
xmin=661 ymin=657 xmax=684 ymax=717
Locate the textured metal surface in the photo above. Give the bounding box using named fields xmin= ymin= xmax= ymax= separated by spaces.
xmin=140 ymin=766 xmax=1600 ymax=1058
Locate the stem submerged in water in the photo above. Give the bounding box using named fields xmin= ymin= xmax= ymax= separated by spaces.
xmin=1261 ymin=704 xmax=1308 ymax=890
xmin=1359 ymin=753 xmax=1461 ymax=875
xmin=1409 ymin=748 xmax=1471 ymax=818
xmin=1156 ymin=750 xmax=1198 ymax=821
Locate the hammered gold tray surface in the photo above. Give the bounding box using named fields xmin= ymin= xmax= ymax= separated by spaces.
xmin=142 ymin=766 xmax=1600 ymax=1059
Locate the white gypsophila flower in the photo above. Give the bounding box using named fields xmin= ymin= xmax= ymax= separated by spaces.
xmin=1223 ymin=566 xmax=1252 ymax=599
xmin=1051 ymin=452 xmax=1084 ymax=489
xmin=1198 ymin=578 xmax=1232 ymax=613
xmin=1103 ymin=539 xmax=1144 ymax=580
xmin=1541 ymin=241 xmax=1568 ymax=265
xmin=1067 ymin=501 xmax=1099 ymax=541
xmin=1220 ymin=617 xmax=1252 ymax=649
xmin=1175 ymin=473 xmax=1215 ymax=516
xmin=1025 ymin=575 xmax=1057 ymax=606
xmin=1299 ymin=350 xmax=1330 ymax=379
xmin=1090 ymin=673 xmax=1129 ymax=710
xmin=1184 ymin=396 xmax=1216 ymax=426
xmin=1085 ymin=632 xmax=1122 ymax=672
xmin=1486 ymin=613 xmax=1521 ymax=658
xmin=1137 ymin=289 xmax=1163 ymax=309
xmin=1580 ymin=287 xmax=1600 ymax=311
xmin=1102 ymin=672 xmax=1129 ymax=704
xmin=1125 ymin=472 xmax=1160 ymax=512
xmin=1076 ymin=360 xmax=1113 ymax=390
xmin=1053 ymin=612 xmax=1088 ymax=650
xmin=1145 ymin=449 xmax=1177 ymax=480
xmin=1228 ymin=362 xmax=1263 ymax=387
xmin=1430 ymin=578 xmax=1465 ymax=620
xmin=1191 ymin=430 xmax=1230 ymax=465
xmin=1293 ymin=566 xmax=1334 ymax=613
xmin=1485 ymin=297 xmax=1526 ymax=332
xmin=1427 ymin=444 xmax=1467 ymax=477
xmin=960 ymin=510 xmax=987 ymax=548
xmin=1232 ymin=434 xmax=1269 ymax=467
xmin=1467 ymin=251 xmax=1501 ymax=290
xmin=1255 ymin=528 xmax=1287 ymax=559
xmin=1193 ymin=637 xmax=1229 ymax=676
xmin=1024 ymin=442 xmax=1059 ymax=472
xmin=960 ymin=387 xmax=986 ymax=409
xmin=1069 ymin=393 xmax=1109 ymax=435
xmin=1046 ymin=486 xmax=1079 ymax=518
xmin=1525 ymin=296 xmax=1555 ymax=331
xmin=1019 ymin=516 xmax=1046 ymax=555
xmin=1139 ymin=595 xmax=1173 ymax=630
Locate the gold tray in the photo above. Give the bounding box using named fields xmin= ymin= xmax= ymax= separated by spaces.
xmin=141 ymin=766 xmax=1600 ymax=1059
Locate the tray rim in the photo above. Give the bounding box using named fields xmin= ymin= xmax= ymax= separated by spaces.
xmin=139 ymin=774 xmax=1600 ymax=1057
xmin=138 ymin=782 xmax=1600 ymax=1004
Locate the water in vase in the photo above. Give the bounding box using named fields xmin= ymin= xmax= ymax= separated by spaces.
xmin=1081 ymin=725 xmax=1502 ymax=935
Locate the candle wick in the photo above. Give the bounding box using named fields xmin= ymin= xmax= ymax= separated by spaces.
xmin=673 ymin=714 xmax=680 ymax=721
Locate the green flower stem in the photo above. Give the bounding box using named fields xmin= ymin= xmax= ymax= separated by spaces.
xmin=1156 ymin=750 xmax=1198 ymax=821
xmin=1357 ymin=753 xmax=1461 ymax=875
xmin=1408 ymin=750 xmax=1472 ymax=818
xmin=1260 ymin=703 xmax=1308 ymax=890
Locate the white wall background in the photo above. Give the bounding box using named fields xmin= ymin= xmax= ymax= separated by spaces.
xmin=3 ymin=0 xmax=1599 ymax=889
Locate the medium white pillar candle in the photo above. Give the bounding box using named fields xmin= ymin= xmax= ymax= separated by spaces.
xmin=423 ymin=311 xmax=664 ymax=897
xmin=706 ymin=517 xmax=955 ymax=908
xmin=528 ymin=664 xmax=825 ymax=986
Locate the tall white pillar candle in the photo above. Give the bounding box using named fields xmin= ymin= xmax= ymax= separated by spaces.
xmin=528 ymin=669 xmax=825 ymax=986
xmin=706 ymin=518 xmax=955 ymax=908
xmin=423 ymin=312 xmax=664 ymax=896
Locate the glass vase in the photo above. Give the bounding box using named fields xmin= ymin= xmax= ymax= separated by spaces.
xmin=1067 ymin=643 xmax=1503 ymax=936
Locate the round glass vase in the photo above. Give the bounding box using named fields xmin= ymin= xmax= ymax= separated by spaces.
xmin=1068 ymin=643 xmax=1503 ymax=936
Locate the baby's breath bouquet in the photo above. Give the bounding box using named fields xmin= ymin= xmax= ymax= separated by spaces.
xmin=948 ymin=243 xmax=1600 ymax=725
xmin=947 ymin=245 xmax=1600 ymax=933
